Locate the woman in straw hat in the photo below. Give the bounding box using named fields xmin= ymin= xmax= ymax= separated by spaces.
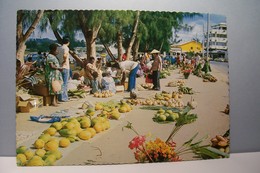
xmin=150 ymin=49 xmax=162 ymax=91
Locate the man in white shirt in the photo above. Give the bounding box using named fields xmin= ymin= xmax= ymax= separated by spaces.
xmin=112 ymin=60 xmax=139 ymax=92
xmin=56 ymin=37 xmax=70 ymax=102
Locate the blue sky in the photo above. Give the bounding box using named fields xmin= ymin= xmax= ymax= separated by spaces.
xmin=176 ymin=13 xmax=227 ymax=43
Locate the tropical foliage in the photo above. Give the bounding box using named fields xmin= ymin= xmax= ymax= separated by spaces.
xmin=17 ymin=10 xmax=202 ymax=63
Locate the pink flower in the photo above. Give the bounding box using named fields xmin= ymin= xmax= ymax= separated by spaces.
xmin=128 ymin=135 xmax=146 ymax=150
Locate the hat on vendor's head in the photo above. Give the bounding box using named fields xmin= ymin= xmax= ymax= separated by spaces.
xmin=150 ymin=49 xmax=160 ymax=54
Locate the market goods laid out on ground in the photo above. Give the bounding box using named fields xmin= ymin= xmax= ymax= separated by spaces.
xmin=16 ymin=63 xmax=229 ymax=166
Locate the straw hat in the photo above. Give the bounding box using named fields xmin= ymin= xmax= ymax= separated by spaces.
xmin=150 ymin=49 xmax=160 ymax=54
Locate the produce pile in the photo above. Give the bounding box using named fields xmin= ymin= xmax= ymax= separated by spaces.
xmin=140 ymin=83 xmax=153 ymax=90
xmin=93 ymin=90 xmax=114 ymax=98
xmin=126 ymin=91 xmax=184 ymax=108
xmin=153 ymin=108 xmax=179 ymax=122
xmin=178 ymin=86 xmax=194 ymax=94
xmin=166 ymin=80 xmax=185 ymax=87
xmin=210 ymin=133 xmax=230 ymax=155
xmin=193 ymin=63 xmax=217 ymax=82
xmin=159 ymin=69 xmax=171 ymax=79
xmin=202 ymin=73 xmax=217 ymax=82
xmin=16 ymin=100 xmax=136 ymax=166
xmin=95 ymin=100 xmax=133 ymax=120
xmin=68 ymin=89 xmax=88 ymax=98
xmin=16 ymin=114 xmax=111 ymax=166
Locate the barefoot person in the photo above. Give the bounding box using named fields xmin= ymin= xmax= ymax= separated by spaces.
xmin=112 ymin=60 xmax=139 ymax=92
xmin=45 ymin=44 xmax=63 ymax=106
xmin=57 ymin=37 xmax=70 ymax=102
xmin=150 ymin=49 xmax=162 ymax=91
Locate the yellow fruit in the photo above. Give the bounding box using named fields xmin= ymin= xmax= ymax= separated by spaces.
xmin=43 ymin=127 xmax=57 ymax=136
xmin=44 ymin=141 xmax=59 ymax=151
xmin=50 ymin=122 xmax=63 ymax=131
xmin=104 ymin=121 xmax=111 ymax=130
xmin=35 ymin=149 xmax=46 ymax=158
xmin=43 ymin=154 xmax=57 ymax=166
xmin=61 ymin=121 xmax=67 ymax=126
xmin=68 ymin=118 xmax=78 ymax=123
xmin=118 ymin=106 xmax=127 ymax=113
xmin=63 ymin=122 xmax=75 ymax=130
xmin=97 ymin=117 xmax=106 ymax=123
xmin=76 ymin=117 xmax=82 ymax=122
xmin=93 ymin=123 xmax=103 ymax=133
xmin=26 ymin=156 xmax=45 ymax=166
xmin=24 ymin=150 xmax=34 ymax=160
xmin=95 ymin=103 xmax=103 ymax=110
xmin=38 ymin=134 xmax=51 ymax=143
xmin=58 ymin=129 xmax=77 ymax=137
xmin=102 ymin=110 xmax=108 ymax=115
xmin=48 ymin=138 xmax=59 ymax=143
xmin=86 ymin=128 xmax=96 ymax=137
xmin=110 ymin=111 xmax=120 ymax=120
xmin=125 ymin=104 xmax=131 ymax=112
xmin=158 ymin=108 xmax=165 ymax=114
xmin=80 ymin=120 xmax=91 ymax=129
xmin=33 ymin=139 xmax=45 ymax=149
xmin=59 ymin=138 xmax=71 ymax=148
xmin=90 ymin=117 xmax=99 ymax=126
xmin=74 ymin=126 xmax=83 ymax=133
xmin=45 ymin=150 xmax=62 ymax=160
xmin=16 ymin=146 xmax=27 ymax=154
xmin=16 ymin=154 xmax=27 ymax=165
xmin=77 ymin=130 xmax=92 ymax=140
xmin=73 ymin=121 xmax=81 ymax=128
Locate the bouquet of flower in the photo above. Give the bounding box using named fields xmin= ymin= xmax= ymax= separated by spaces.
xmin=181 ymin=64 xmax=193 ymax=79
xmin=128 ymin=135 xmax=180 ymax=163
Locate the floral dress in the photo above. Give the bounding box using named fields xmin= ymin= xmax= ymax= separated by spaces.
xmin=45 ymin=54 xmax=63 ymax=95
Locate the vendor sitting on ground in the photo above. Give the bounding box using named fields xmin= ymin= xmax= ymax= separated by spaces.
xmin=91 ymin=71 xmax=101 ymax=94
xmin=110 ymin=67 xmax=121 ymax=85
xmin=101 ymin=72 xmax=116 ymax=93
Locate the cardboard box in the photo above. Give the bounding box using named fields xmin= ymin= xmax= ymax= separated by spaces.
xmin=116 ymin=85 xmax=124 ymax=92
xmin=17 ymin=95 xmax=43 ymax=113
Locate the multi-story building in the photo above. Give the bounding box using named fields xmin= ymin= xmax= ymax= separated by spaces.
xmin=205 ymin=23 xmax=228 ymax=59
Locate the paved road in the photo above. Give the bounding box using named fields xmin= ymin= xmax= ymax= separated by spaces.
xmin=210 ymin=61 xmax=229 ymax=74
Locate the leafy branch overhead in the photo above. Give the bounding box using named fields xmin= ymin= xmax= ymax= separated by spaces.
xmin=17 ymin=10 xmax=202 ymax=63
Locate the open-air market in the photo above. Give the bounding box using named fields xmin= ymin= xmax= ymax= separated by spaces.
xmin=16 ymin=10 xmax=229 ymax=166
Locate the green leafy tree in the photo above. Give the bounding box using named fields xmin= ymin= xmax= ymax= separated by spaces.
xmin=16 ymin=10 xmax=44 ymax=63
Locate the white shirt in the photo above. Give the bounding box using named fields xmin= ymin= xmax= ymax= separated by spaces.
xmin=57 ymin=44 xmax=70 ymax=69
xmin=119 ymin=60 xmax=138 ymax=72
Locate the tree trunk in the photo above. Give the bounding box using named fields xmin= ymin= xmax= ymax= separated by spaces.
xmin=117 ymin=31 xmax=123 ymax=61
xmin=126 ymin=11 xmax=140 ymax=60
xmin=16 ymin=42 xmax=26 ymax=64
xmin=159 ymin=40 xmax=164 ymax=52
xmin=86 ymin=30 xmax=97 ymax=60
xmin=78 ymin=11 xmax=101 ymax=61
xmin=102 ymin=43 xmax=115 ymax=61
xmin=132 ymin=36 xmax=140 ymax=61
xmin=16 ymin=10 xmax=44 ymax=63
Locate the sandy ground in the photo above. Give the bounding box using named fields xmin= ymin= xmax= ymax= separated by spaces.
xmin=16 ymin=62 xmax=229 ymax=166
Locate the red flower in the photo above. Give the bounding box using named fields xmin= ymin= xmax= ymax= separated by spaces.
xmin=128 ymin=135 xmax=146 ymax=150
